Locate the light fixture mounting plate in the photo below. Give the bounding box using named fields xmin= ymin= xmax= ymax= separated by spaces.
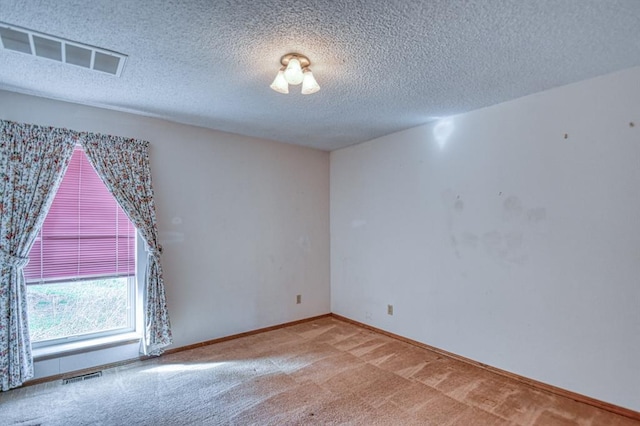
xmin=280 ymin=53 xmax=310 ymax=68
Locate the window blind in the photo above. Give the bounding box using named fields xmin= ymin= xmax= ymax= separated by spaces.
xmin=24 ymin=147 xmax=136 ymax=283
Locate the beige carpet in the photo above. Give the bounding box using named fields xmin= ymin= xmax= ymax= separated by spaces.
xmin=1 ymin=317 xmax=638 ymax=425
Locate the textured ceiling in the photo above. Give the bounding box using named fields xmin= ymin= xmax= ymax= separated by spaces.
xmin=1 ymin=1 xmax=640 ymax=151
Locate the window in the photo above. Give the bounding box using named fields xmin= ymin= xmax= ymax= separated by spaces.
xmin=24 ymin=147 xmax=138 ymax=346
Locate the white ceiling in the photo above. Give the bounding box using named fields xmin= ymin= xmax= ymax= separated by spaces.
xmin=1 ymin=1 xmax=640 ymax=151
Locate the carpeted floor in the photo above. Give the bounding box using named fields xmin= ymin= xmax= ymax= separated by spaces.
xmin=1 ymin=317 xmax=638 ymax=425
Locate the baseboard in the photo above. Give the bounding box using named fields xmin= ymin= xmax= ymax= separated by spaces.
xmin=162 ymin=313 xmax=332 ymax=355
xmin=330 ymin=313 xmax=640 ymax=421
xmin=22 ymin=313 xmax=332 ymax=388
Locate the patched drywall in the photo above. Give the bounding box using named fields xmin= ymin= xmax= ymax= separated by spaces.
xmin=0 ymin=90 xmax=330 ymax=377
xmin=330 ymin=66 xmax=640 ymax=411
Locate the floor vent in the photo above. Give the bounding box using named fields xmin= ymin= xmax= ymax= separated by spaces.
xmin=62 ymin=371 xmax=103 ymax=385
xmin=0 ymin=22 xmax=126 ymax=76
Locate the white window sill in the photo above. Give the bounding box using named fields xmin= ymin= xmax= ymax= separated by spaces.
xmin=33 ymin=332 xmax=141 ymax=361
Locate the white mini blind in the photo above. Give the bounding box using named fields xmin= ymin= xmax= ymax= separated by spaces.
xmin=24 ymin=147 xmax=136 ymax=283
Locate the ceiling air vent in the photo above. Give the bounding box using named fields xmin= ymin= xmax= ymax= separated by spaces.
xmin=0 ymin=22 xmax=127 ymax=76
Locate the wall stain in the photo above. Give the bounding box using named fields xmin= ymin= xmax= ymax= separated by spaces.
xmin=503 ymin=195 xmax=523 ymax=221
xmin=298 ymin=235 xmax=311 ymax=252
xmin=526 ymin=207 xmax=546 ymax=223
xmin=442 ymin=190 xmax=546 ymax=267
xmin=460 ymin=232 xmax=479 ymax=248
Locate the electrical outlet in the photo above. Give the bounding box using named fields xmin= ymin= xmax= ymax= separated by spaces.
xmin=387 ymin=304 xmax=393 ymax=315
xmin=296 ymin=294 xmax=302 ymax=304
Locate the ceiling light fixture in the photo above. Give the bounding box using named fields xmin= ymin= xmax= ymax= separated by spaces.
xmin=270 ymin=53 xmax=320 ymax=95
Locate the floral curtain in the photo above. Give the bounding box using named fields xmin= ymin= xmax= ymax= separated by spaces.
xmin=80 ymin=134 xmax=172 ymax=356
xmin=0 ymin=120 xmax=76 ymax=390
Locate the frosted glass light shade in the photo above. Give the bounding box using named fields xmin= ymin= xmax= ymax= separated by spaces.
xmin=270 ymin=69 xmax=289 ymax=94
xmin=284 ymin=57 xmax=304 ymax=85
xmin=301 ymin=69 xmax=320 ymax=94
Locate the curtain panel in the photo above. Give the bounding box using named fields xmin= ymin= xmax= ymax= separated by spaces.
xmin=80 ymin=134 xmax=172 ymax=356
xmin=1 ymin=119 xmax=172 ymax=390
xmin=0 ymin=120 xmax=76 ymax=390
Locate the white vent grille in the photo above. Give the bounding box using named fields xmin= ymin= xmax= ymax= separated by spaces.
xmin=62 ymin=371 xmax=103 ymax=385
xmin=0 ymin=22 xmax=126 ymax=76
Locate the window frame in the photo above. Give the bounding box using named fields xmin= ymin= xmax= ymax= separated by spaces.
xmin=30 ymin=238 xmax=147 ymax=359
xmin=26 ymin=145 xmax=145 ymax=353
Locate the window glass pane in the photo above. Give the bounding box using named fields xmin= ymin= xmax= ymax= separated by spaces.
xmin=26 ymin=278 xmax=130 ymax=342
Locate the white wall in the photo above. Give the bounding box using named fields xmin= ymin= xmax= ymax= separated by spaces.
xmin=0 ymin=90 xmax=330 ymax=376
xmin=330 ymin=66 xmax=640 ymax=411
